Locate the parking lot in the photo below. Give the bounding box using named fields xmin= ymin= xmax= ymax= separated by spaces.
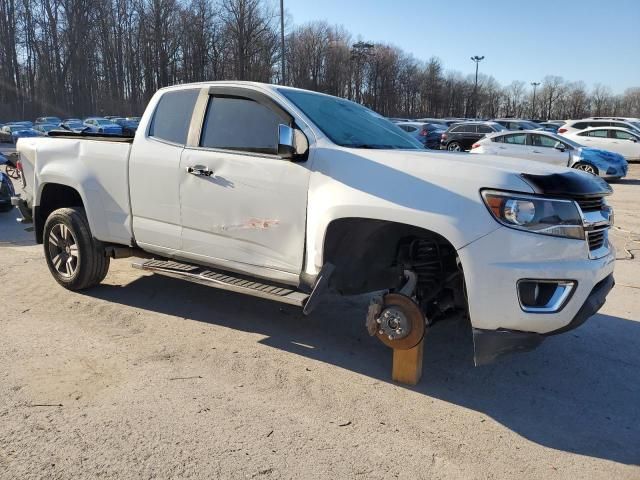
xmin=1 ymin=165 xmax=639 ymax=479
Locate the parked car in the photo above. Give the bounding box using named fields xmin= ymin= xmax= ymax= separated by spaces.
xmin=35 ymin=116 xmax=62 ymax=125
xmin=13 ymin=82 xmax=616 ymax=373
xmin=13 ymin=121 xmax=33 ymax=128
xmin=0 ymin=154 xmax=16 ymax=212
xmin=60 ymin=120 xmax=87 ymax=132
xmin=538 ymin=122 xmax=560 ymax=133
xmin=0 ymin=169 xmax=16 ymax=212
xmin=470 ymin=130 xmax=628 ymax=179
xmin=492 ymin=119 xmax=543 ymax=131
xmin=440 ymin=121 xmax=506 ymax=151
xmin=561 ymin=127 xmax=640 ymax=162
xmin=558 ymin=118 xmax=640 ymax=135
xmin=33 ymin=124 xmax=61 ymax=136
xmin=113 ymin=117 xmax=139 ymax=136
xmin=396 ymin=122 xmax=445 ymax=149
xmin=83 ymin=117 xmax=123 ymax=135
xmin=585 ymin=116 xmax=640 ymax=127
xmin=0 ymin=124 xmax=39 ymax=143
xmin=416 ymin=118 xmax=461 ymax=128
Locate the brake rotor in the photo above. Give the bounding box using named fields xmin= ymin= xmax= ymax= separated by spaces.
xmin=375 ymin=293 xmax=426 ymax=350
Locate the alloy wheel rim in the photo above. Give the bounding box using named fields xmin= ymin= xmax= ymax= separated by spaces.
xmin=448 ymin=143 xmax=460 ymax=151
xmin=48 ymin=223 xmax=79 ymax=278
xmin=577 ymin=164 xmax=596 ymax=175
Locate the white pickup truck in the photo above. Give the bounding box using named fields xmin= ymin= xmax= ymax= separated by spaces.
xmin=12 ymin=81 xmax=615 ymax=366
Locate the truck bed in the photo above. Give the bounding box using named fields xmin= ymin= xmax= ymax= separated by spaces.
xmin=18 ymin=135 xmax=134 ymax=245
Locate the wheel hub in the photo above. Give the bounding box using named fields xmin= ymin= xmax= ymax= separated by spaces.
xmin=377 ymin=307 xmax=411 ymax=341
xmin=367 ymin=293 xmax=427 ymax=350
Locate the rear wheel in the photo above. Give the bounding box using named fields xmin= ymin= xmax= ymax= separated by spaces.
xmin=447 ymin=142 xmax=462 ymax=152
xmin=43 ymin=207 xmax=110 ymax=290
xmin=5 ymin=165 xmax=19 ymax=179
xmin=573 ymin=162 xmax=598 ymax=176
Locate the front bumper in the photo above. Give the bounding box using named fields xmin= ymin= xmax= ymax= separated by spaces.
xmin=601 ymin=164 xmax=627 ymax=179
xmin=458 ymin=226 xmax=615 ymax=364
xmin=472 ymin=274 xmax=614 ymax=365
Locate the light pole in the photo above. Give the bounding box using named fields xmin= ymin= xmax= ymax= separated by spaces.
xmin=470 ymin=55 xmax=484 ymax=118
xmin=530 ymin=82 xmax=541 ymax=119
xmin=280 ymin=0 xmax=285 ymax=85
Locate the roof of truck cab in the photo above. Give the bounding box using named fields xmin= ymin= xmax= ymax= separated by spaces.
xmin=156 ymin=81 xmax=347 ymax=99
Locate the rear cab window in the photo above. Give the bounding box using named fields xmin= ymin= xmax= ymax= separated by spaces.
xmin=149 ymin=89 xmax=200 ymax=145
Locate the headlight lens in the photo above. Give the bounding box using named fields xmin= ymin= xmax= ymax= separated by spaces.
xmin=481 ymin=190 xmax=584 ymax=240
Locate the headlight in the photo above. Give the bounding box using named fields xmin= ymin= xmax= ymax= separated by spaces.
xmin=481 ymin=190 xmax=584 ymax=240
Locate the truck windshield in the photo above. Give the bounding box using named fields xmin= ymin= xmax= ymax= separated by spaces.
xmin=279 ymin=89 xmax=422 ymax=150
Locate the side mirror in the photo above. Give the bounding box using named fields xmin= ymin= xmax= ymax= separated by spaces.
xmin=278 ymin=124 xmax=309 ymax=159
xmin=554 ymin=142 xmax=566 ymax=152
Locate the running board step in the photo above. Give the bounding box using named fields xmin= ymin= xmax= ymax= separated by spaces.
xmin=131 ymin=258 xmax=309 ymax=307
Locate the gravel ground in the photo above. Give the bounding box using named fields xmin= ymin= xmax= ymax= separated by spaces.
xmin=1 ymin=164 xmax=639 ymax=479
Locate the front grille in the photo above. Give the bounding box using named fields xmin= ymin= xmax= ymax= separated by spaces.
xmin=576 ymin=197 xmax=604 ymax=213
xmin=587 ymin=227 xmax=607 ymax=251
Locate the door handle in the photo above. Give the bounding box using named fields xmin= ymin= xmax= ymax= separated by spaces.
xmin=187 ymin=165 xmax=214 ymax=177
xmin=532 ymin=150 xmax=542 ymax=153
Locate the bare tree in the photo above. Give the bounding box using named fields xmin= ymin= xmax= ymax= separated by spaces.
xmin=0 ymin=0 xmax=637 ymax=122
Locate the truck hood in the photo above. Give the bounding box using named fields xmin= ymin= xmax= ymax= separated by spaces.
xmin=334 ymin=148 xmax=563 ymax=193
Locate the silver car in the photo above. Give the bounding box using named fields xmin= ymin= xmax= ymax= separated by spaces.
xmin=470 ymin=130 xmax=628 ymax=180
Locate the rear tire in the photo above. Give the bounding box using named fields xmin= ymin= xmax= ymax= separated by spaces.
xmin=43 ymin=207 xmax=110 ymax=290
xmin=447 ymin=142 xmax=462 ymax=152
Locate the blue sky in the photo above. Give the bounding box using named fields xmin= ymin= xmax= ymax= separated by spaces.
xmin=285 ymin=0 xmax=640 ymax=93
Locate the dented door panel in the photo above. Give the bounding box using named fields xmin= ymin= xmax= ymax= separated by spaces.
xmin=178 ymin=147 xmax=310 ymax=274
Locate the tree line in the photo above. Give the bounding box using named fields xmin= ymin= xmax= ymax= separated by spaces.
xmin=1 ymin=0 xmax=639 ymax=122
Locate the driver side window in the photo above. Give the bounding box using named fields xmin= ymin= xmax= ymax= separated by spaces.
xmin=200 ymin=96 xmax=283 ymax=154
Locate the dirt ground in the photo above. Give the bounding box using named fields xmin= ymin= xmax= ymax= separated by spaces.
xmin=1 ymin=163 xmax=639 ymax=479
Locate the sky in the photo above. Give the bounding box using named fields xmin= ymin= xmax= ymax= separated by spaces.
xmin=285 ymin=0 xmax=640 ymax=93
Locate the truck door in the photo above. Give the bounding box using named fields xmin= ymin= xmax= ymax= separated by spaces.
xmin=129 ymin=88 xmax=200 ymax=254
xmin=178 ymin=88 xmax=310 ymax=278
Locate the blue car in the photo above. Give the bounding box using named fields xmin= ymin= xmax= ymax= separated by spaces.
xmin=396 ymin=121 xmax=446 ymax=149
xmin=537 ymin=122 xmax=560 ymax=133
xmin=83 ymin=117 xmax=123 ymax=135
xmin=0 ymin=155 xmax=16 ymax=212
xmin=0 ymin=124 xmax=39 ymax=143
xmin=35 ymin=116 xmax=62 ymax=125
xmin=112 ymin=117 xmax=139 ymax=136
